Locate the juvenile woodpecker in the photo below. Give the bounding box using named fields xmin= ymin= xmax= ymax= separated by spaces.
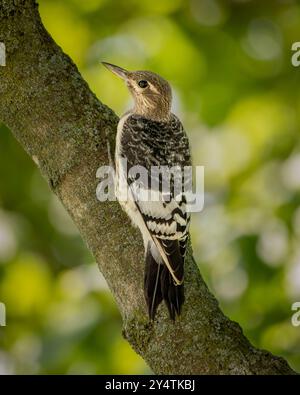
xmin=102 ymin=62 xmax=191 ymax=320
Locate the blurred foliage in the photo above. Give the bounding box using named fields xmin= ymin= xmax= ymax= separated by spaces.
xmin=1 ymin=0 xmax=300 ymax=374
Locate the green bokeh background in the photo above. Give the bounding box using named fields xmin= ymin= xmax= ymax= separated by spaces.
xmin=1 ymin=0 xmax=300 ymax=374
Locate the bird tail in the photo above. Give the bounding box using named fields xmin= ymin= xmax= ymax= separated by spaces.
xmin=144 ymin=244 xmax=184 ymax=320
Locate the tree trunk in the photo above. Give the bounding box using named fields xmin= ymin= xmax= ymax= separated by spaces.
xmin=0 ymin=0 xmax=296 ymax=374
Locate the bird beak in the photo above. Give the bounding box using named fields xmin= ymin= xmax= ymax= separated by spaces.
xmin=101 ymin=62 xmax=129 ymax=80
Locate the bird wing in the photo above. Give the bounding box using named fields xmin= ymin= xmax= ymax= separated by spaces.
xmin=119 ymin=114 xmax=191 ymax=285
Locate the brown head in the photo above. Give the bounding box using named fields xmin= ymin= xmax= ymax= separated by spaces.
xmin=102 ymin=62 xmax=172 ymax=122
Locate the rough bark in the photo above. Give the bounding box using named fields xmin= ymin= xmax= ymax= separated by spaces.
xmin=0 ymin=0 xmax=296 ymax=374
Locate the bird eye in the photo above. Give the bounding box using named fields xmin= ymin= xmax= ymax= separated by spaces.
xmin=138 ymin=80 xmax=148 ymax=88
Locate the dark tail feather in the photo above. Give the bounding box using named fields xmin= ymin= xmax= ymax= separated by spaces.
xmin=144 ymin=246 xmax=184 ymax=321
xmin=160 ymin=265 xmax=184 ymax=320
xmin=144 ymin=248 xmax=163 ymax=320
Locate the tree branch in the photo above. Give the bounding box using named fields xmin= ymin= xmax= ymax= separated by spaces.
xmin=0 ymin=0 xmax=296 ymax=374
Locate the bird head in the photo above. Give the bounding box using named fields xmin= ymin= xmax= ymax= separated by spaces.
xmin=102 ymin=62 xmax=172 ymax=122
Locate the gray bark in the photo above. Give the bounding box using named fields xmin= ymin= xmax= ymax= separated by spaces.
xmin=0 ymin=0 xmax=296 ymax=374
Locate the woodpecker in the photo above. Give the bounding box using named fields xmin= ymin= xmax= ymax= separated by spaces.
xmin=102 ymin=62 xmax=191 ymax=320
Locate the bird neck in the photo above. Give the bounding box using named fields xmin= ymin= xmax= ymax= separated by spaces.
xmin=133 ymin=95 xmax=171 ymax=122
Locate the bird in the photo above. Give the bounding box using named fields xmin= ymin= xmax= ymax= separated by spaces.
xmin=102 ymin=62 xmax=192 ymax=320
